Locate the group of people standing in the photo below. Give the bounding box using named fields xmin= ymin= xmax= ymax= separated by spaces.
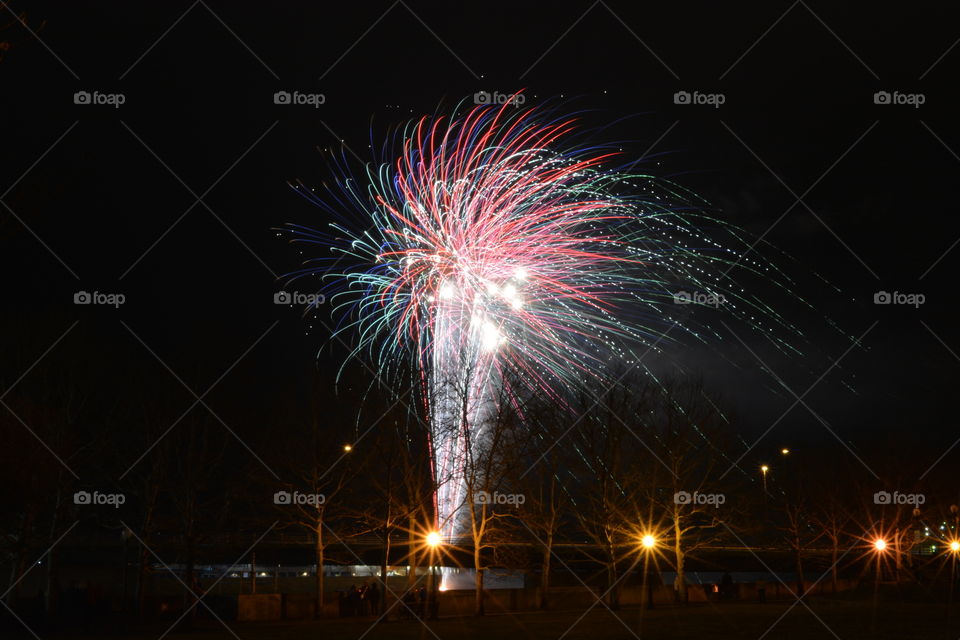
xmin=338 ymin=582 xmax=381 ymax=617
xmin=399 ymin=585 xmax=431 ymax=619
xmin=338 ymin=581 xmax=439 ymax=619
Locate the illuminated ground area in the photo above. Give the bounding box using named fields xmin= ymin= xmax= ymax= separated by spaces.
xmin=10 ymin=600 xmax=955 ymax=639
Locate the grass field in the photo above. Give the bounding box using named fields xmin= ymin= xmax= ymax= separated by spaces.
xmin=12 ymin=598 xmax=959 ymax=639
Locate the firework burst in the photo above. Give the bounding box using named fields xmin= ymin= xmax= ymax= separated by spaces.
xmin=283 ymin=96 xmax=811 ymax=541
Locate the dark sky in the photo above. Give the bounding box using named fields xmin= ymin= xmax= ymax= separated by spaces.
xmin=4 ymin=1 xmax=960 ymax=479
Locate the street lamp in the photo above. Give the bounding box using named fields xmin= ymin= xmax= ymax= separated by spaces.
xmin=949 ymin=539 xmax=960 ymax=624
xmin=426 ymin=531 xmax=441 ymax=548
xmin=760 ymin=465 xmax=769 ymax=492
xmin=638 ymin=533 xmax=657 ymax=635
xmin=425 ymin=531 xmax=442 ymax=619
xmin=870 ymin=536 xmax=889 ymax=594
xmin=781 ymin=448 xmax=790 ymax=455
xmin=343 ymin=444 xmax=353 ymax=452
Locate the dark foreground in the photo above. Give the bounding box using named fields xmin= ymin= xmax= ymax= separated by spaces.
xmin=7 ymin=599 xmax=959 ymax=640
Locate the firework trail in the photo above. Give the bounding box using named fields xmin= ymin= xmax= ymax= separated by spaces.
xmin=283 ymin=96 xmax=819 ymax=545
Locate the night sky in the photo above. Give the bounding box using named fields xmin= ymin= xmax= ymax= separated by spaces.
xmin=4 ymin=1 xmax=960 ymax=482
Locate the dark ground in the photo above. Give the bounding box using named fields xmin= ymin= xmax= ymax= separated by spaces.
xmin=8 ymin=599 xmax=958 ymax=640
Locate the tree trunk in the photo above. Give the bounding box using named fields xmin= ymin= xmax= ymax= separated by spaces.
xmin=606 ymin=559 xmax=620 ymax=609
xmin=830 ymin=540 xmax=839 ymax=593
xmin=470 ymin=497 xmax=486 ymax=616
xmin=314 ymin=526 xmax=325 ymax=618
xmin=474 ymin=562 xmax=484 ymax=616
xmin=674 ymin=516 xmax=687 ymax=603
xmin=137 ymin=483 xmax=158 ymax=619
xmin=45 ymin=488 xmax=64 ymax=621
xmin=794 ymin=543 xmax=804 ymax=598
xmin=894 ymin=527 xmax=903 ymax=582
xmin=44 ymin=545 xmax=59 ymax=625
xmin=7 ymin=523 xmax=31 ymax=607
xmin=7 ymin=509 xmax=33 ymax=606
xmin=185 ymin=536 xmax=197 ymax=627
xmin=604 ymin=533 xmax=620 ymax=610
xmin=6 ymin=551 xmax=26 ymax=607
xmin=379 ymin=525 xmax=390 ymax=615
xmin=136 ymin=543 xmax=151 ymax=618
xmin=539 ymin=534 xmax=552 ymax=609
xmin=407 ymin=515 xmax=418 ymax=591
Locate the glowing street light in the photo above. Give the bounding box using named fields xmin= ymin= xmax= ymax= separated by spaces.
xmin=869 ymin=536 xmax=890 ymax=589
xmin=343 ymin=444 xmax=353 ymax=452
xmin=781 ymin=448 xmax=790 ymax=455
xmin=424 ymin=531 xmax=443 ymax=619
xmin=760 ymin=464 xmax=769 ymax=492
xmin=638 ymin=532 xmax=657 ymax=632
xmin=949 ymin=539 xmax=960 ymax=618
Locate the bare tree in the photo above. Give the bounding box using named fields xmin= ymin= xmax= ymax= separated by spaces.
xmin=647 ymin=379 xmax=737 ymax=603
xmin=458 ymin=373 xmax=526 ymax=616
xmin=167 ymin=414 xmax=238 ymax=627
xmin=815 ymin=496 xmax=851 ymax=593
xmin=567 ymin=378 xmax=653 ymax=609
xmin=352 ymin=413 xmax=432 ymax=615
xmin=514 ymin=404 xmax=570 ymax=610
xmin=262 ymin=369 xmax=367 ymax=619
xmin=0 ymin=327 xmax=100 ymax=618
xmin=778 ymin=495 xmax=821 ymax=598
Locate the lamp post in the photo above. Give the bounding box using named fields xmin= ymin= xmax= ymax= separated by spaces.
xmin=760 ymin=465 xmax=769 ymax=493
xmin=638 ymin=534 xmax=656 ymax=637
xmin=872 ymin=537 xmax=887 ymax=592
xmin=425 ymin=531 xmax=441 ymax=620
xmin=866 ymin=536 xmax=887 ymax=638
xmin=948 ymin=540 xmax=960 ymax=625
